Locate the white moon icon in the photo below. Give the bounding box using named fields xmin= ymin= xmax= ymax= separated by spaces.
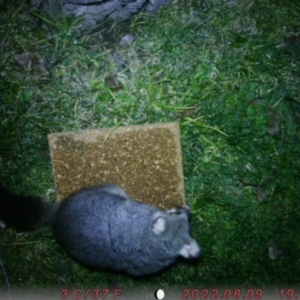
xmin=155 ymin=289 xmax=165 ymax=300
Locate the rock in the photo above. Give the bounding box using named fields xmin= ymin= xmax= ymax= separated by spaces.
xmin=30 ymin=0 xmax=171 ymax=29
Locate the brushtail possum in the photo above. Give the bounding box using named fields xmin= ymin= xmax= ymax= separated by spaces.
xmin=0 ymin=183 xmax=200 ymax=276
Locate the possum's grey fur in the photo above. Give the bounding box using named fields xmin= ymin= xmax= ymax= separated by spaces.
xmin=0 ymin=183 xmax=200 ymax=276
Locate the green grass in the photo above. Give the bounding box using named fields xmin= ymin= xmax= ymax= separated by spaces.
xmin=1 ymin=0 xmax=300 ymax=295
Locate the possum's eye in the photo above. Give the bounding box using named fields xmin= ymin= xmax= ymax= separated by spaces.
xmin=167 ymin=205 xmax=190 ymax=215
xmin=166 ymin=208 xmax=178 ymax=214
xmin=151 ymin=217 xmax=166 ymax=234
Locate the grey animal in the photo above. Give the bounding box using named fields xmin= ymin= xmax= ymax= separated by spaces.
xmin=0 ymin=183 xmax=200 ymax=276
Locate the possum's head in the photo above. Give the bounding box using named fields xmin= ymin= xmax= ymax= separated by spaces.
xmin=151 ymin=206 xmax=201 ymax=259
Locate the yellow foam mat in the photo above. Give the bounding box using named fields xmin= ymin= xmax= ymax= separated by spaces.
xmin=48 ymin=122 xmax=185 ymax=210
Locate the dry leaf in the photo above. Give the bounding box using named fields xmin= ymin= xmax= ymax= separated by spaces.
xmin=120 ymin=33 xmax=135 ymax=47
xmin=256 ymin=187 xmax=268 ymax=202
xmin=174 ymin=104 xmax=200 ymax=117
xmin=249 ymin=97 xmax=263 ymax=105
xmin=284 ymin=35 xmax=300 ymax=47
xmin=105 ymin=72 xmax=124 ymax=92
xmin=14 ymin=52 xmax=31 ymax=68
xmin=268 ymin=239 xmax=283 ymax=260
xmin=267 ymin=109 xmax=280 ymax=136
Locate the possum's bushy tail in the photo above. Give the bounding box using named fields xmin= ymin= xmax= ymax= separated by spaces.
xmin=0 ymin=184 xmax=58 ymax=231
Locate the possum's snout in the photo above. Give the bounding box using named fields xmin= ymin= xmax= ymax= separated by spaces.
xmin=179 ymin=239 xmax=201 ymax=258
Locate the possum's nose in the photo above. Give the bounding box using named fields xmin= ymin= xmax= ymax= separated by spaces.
xmin=179 ymin=240 xmax=201 ymax=258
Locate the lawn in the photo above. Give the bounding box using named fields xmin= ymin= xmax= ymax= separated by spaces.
xmin=0 ymin=0 xmax=300 ymax=298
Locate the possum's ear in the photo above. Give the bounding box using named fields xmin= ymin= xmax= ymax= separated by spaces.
xmin=151 ymin=217 xmax=166 ymax=235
